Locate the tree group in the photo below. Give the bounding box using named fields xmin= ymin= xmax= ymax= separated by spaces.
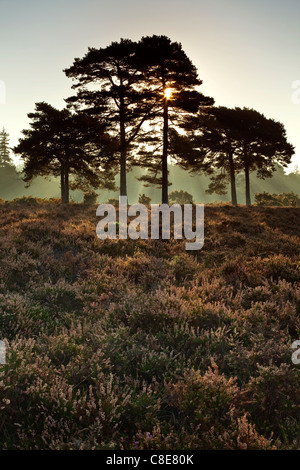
xmin=13 ymin=35 xmax=294 ymax=205
xmin=171 ymin=107 xmax=294 ymax=205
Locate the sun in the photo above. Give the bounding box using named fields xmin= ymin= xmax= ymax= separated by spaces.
xmin=164 ymin=88 xmax=172 ymax=100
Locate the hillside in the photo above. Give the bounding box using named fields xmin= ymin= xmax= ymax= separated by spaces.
xmin=0 ymin=202 xmax=299 ymax=449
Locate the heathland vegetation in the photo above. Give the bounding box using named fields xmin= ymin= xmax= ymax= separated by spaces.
xmin=0 ymin=201 xmax=299 ymax=449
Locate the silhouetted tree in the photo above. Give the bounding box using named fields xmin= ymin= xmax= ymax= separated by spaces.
xmin=173 ymin=107 xmax=294 ymax=206
xmin=13 ymin=103 xmax=116 ymax=203
xmin=202 ymin=108 xmax=246 ymax=205
xmin=168 ymin=126 xmax=225 ymax=205
xmin=233 ymin=108 xmax=294 ymax=205
xmin=0 ymin=128 xmax=24 ymax=200
xmin=64 ymin=39 xmax=159 ymax=198
xmin=170 ymin=108 xmax=240 ymax=205
xmin=0 ymin=128 xmax=13 ymax=167
xmin=136 ymin=35 xmax=214 ymax=204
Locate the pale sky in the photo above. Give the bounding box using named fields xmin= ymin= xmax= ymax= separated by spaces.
xmin=1 ymin=0 xmax=300 ymax=169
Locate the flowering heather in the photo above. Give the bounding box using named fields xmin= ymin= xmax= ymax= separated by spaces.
xmin=0 ymin=200 xmax=299 ymax=449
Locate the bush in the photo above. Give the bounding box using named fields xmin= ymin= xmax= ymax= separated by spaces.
xmin=255 ymin=191 xmax=300 ymax=207
xmin=83 ymin=191 xmax=98 ymax=205
xmin=10 ymin=197 xmax=61 ymax=205
xmin=169 ymin=190 xmax=194 ymax=205
xmin=106 ymin=198 xmax=119 ymax=207
xmin=11 ymin=196 xmax=44 ymax=205
xmin=138 ymin=193 xmax=151 ymax=205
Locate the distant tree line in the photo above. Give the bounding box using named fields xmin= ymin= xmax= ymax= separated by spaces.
xmin=0 ymin=128 xmax=22 ymax=198
xmin=10 ymin=35 xmax=295 ymax=205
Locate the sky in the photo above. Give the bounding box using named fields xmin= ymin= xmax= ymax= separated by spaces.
xmin=1 ymin=0 xmax=300 ymax=170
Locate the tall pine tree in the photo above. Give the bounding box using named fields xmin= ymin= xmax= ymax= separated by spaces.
xmin=136 ymin=35 xmax=214 ymax=204
xmin=64 ymin=39 xmax=159 ymax=199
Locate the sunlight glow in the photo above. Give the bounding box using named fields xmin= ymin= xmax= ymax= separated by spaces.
xmin=164 ymin=88 xmax=172 ymax=100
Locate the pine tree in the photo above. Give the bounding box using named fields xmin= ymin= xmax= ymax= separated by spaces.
xmin=0 ymin=128 xmax=12 ymax=167
xmin=13 ymin=103 xmax=117 ymax=203
xmin=233 ymin=108 xmax=295 ymax=206
xmin=136 ymin=35 xmax=214 ymax=204
xmin=173 ymin=107 xmax=295 ymax=206
xmin=64 ymin=39 xmax=158 ymax=198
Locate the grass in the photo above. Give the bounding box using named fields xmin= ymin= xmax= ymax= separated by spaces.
xmin=0 ymin=201 xmax=299 ymax=449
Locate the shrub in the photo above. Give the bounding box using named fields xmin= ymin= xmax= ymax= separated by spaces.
xmin=83 ymin=191 xmax=98 ymax=205
xmin=106 ymin=198 xmax=119 ymax=206
xmin=11 ymin=196 xmax=44 ymax=205
xmin=255 ymin=191 xmax=300 ymax=207
xmin=138 ymin=193 xmax=151 ymax=205
xmin=169 ymin=190 xmax=194 ymax=205
xmin=9 ymin=197 xmax=61 ymax=205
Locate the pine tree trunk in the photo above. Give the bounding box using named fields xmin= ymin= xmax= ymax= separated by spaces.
xmin=119 ymin=93 xmax=127 ymax=198
xmin=120 ymin=146 xmax=127 ymax=198
xmin=245 ymin=164 xmax=251 ymax=206
xmin=228 ymin=150 xmax=237 ymax=206
xmin=162 ymin=96 xmax=169 ymax=205
xmin=60 ymin=165 xmax=65 ymax=203
xmin=61 ymin=163 xmax=69 ymax=204
xmin=64 ymin=165 xmax=69 ymax=204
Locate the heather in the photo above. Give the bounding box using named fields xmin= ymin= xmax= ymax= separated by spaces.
xmin=0 ymin=202 xmax=299 ymax=449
